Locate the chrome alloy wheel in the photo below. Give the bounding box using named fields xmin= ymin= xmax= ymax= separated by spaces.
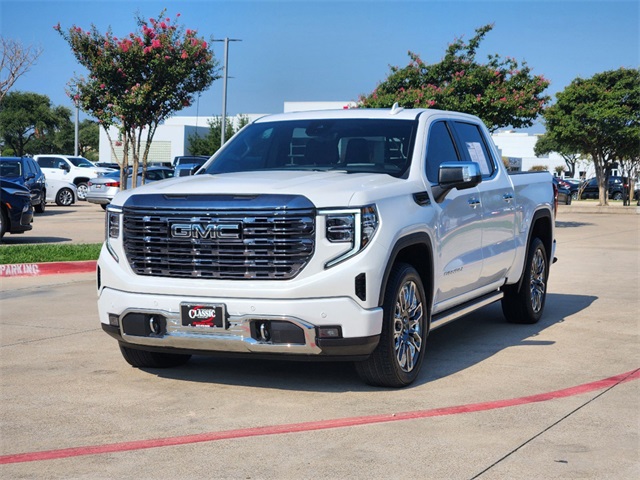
xmin=529 ymin=248 xmax=547 ymax=314
xmin=393 ymin=280 xmax=424 ymax=373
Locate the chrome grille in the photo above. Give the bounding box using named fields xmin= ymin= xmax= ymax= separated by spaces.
xmin=122 ymin=195 xmax=315 ymax=280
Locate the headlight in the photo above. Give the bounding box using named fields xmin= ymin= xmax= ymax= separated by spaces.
xmin=320 ymin=204 xmax=378 ymax=268
xmin=105 ymin=205 xmax=122 ymax=262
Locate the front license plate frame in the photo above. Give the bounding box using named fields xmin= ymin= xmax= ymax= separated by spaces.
xmin=180 ymin=303 xmax=226 ymax=329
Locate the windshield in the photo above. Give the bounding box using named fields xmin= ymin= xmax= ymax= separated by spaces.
xmin=202 ymin=119 xmax=417 ymax=178
xmin=68 ymin=157 xmax=95 ymax=168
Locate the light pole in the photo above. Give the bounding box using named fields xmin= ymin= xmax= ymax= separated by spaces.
xmin=213 ymin=38 xmax=241 ymax=146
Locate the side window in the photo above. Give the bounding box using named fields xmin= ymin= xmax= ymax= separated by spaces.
xmin=453 ymin=122 xmax=495 ymax=177
xmin=425 ymin=121 xmax=460 ymax=183
xmin=37 ymin=157 xmax=55 ymax=168
xmin=23 ymin=159 xmax=34 ymax=176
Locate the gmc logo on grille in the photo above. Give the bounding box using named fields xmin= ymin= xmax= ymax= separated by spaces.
xmin=170 ymin=222 xmax=243 ymax=240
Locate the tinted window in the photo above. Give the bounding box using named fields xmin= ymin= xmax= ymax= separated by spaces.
xmin=454 ymin=121 xmax=495 ymax=177
xmin=203 ymin=119 xmax=417 ymax=178
xmin=0 ymin=160 xmax=22 ymax=177
xmin=425 ymin=121 xmax=460 ymax=183
xmin=37 ymin=157 xmax=58 ymax=168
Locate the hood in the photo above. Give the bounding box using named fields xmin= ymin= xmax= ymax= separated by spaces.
xmin=112 ymin=170 xmax=409 ymax=208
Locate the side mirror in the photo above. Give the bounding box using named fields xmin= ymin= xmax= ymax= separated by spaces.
xmin=432 ymin=162 xmax=482 ymax=203
xmin=58 ymin=162 xmax=70 ymax=172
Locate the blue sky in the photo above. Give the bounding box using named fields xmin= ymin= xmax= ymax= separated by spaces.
xmin=1 ymin=0 xmax=638 ymax=131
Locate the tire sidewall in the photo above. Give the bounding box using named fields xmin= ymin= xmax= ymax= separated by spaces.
xmin=380 ymin=263 xmax=428 ymax=386
xmin=522 ymin=238 xmax=548 ymax=323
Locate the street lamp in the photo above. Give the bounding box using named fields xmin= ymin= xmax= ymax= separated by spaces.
xmin=213 ymin=38 xmax=241 ymax=146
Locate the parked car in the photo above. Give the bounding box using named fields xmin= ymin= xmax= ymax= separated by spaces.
xmin=86 ymin=166 xmax=175 ymax=208
xmin=0 ymin=156 xmax=47 ymax=213
xmin=95 ymin=162 xmax=121 ymax=170
xmin=45 ymin=178 xmax=78 ymax=206
xmin=580 ymin=176 xmax=628 ymax=200
xmin=0 ymin=179 xmax=33 ymax=238
xmin=173 ymin=155 xmax=209 ymax=177
xmin=33 ymin=154 xmax=117 ymax=201
xmin=553 ymin=178 xmax=572 ymax=205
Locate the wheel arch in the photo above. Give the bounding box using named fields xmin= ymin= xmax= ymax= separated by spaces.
xmin=73 ymin=177 xmax=90 ymax=185
xmin=377 ymin=232 xmax=434 ymax=314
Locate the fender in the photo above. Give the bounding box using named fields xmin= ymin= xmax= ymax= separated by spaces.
xmin=507 ymin=207 xmax=553 ymax=294
xmin=377 ymin=232 xmax=435 ymax=316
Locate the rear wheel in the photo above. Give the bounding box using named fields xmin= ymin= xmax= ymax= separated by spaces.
xmin=119 ymin=345 xmax=191 ymax=368
xmin=612 ymin=192 xmax=623 ymax=201
xmin=502 ymin=237 xmax=548 ymax=324
xmin=55 ymin=187 xmax=74 ymax=206
xmin=356 ymin=263 xmax=428 ymax=387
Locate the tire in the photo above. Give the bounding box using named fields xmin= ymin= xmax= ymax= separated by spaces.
xmin=565 ymin=194 xmax=572 ymax=205
xmin=55 ymin=187 xmax=74 ymax=206
xmin=612 ymin=192 xmax=623 ymax=201
xmin=34 ymin=192 xmax=46 ymax=213
xmin=119 ymin=345 xmax=191 ymax=368
xmin=355 ymin=263 xmax=428 ymax=388
xmin=76 ymin=182 xmax=89 ymax=201
xmin=0 ymin=207 xmax=7 ymax=238
xmin=502 ymin=237 xmax=548 ymax=324
xmin=571 ymin=191 xmax=578 ymax=201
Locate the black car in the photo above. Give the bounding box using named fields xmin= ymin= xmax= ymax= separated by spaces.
xmin=0 ymin=156 xmax=47 ymax=213
xmin=580 ymin=176 xmax=628 ymax=200
xmin=0 ymin=179 xmax=34 ymax=238
xmin=553 ymin=177 xmax=572 ymax=205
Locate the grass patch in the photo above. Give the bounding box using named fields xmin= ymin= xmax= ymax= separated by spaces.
xmin=0 ymin=243 xmax=102 ymax=264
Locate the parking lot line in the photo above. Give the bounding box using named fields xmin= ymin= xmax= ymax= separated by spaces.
xmin=1 ymin=368 xmax=637 ymax=466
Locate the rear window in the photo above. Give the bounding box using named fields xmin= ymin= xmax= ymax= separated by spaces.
xmin=202 ymin=119 xmax=418 ymax=178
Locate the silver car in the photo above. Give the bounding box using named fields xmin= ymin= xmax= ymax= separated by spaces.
xmin=86 ymin=166 xmax=174 ymax=209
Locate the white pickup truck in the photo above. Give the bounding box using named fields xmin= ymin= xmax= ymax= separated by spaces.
xmin=98 ymin=107 xmax=557 ymax=387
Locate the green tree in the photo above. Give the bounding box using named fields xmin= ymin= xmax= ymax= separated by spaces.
xmin=534 ymin=133 xmax=582 ymax=178
xmin=188 ymin=115 xmax=249 ymax=156
xmin=0 ymin=91 xmax=68 ymax=156
xmin=78 ymin=119 xmax=99 ymax=160
xmin=56 ymin=10 xmax=218 ymax=188
xmin=542 ymin=68 xmax=640 ymax=205
xmin=359 ymin=24 xmax=550 ymax=132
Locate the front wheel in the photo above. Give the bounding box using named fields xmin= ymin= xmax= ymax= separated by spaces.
xmin=34 ymin=193 xmax=46 ymax=213
xmin=119 ymin=345 xmax=191 ymax=368
xmin=55 ymin=187 xmax=74 ymax=206
xmin=355 ymin=263 xmax=428 ymax=388
xmin=76 ymin=182 xmax=89 ymax=201
xmin=502 ymin=237 xmax=548 ymax=324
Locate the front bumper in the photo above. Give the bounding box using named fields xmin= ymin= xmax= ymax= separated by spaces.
xmin=98 ymin=287 xmax=382 ymax=359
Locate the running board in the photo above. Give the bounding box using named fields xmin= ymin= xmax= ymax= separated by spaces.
xmin=431 ymin=291 xmax=504 ymax=331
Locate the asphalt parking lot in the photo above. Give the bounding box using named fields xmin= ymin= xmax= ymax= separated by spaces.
xmin=0 ymin=204 xmax=638 ymax=479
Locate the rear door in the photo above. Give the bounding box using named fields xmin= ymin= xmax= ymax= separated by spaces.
xmin=451 ymin=121 xmax=516 ymax=286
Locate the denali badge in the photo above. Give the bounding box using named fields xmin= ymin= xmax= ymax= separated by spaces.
xmin=170 ymin=222 xmax=243 ymax=240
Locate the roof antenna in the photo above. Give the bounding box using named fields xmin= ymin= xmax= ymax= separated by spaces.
xmin=390 ymin=102 xmax=404 ymax=115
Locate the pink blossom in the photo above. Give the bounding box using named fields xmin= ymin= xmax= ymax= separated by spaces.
xmin=181 ymin=50 xmax=188 ymax=59
xmin=176 ymin=13 xmax=181 ymax=17
xmin=186 ymin=29 xmax=193 ymax=36
xmin=160 ymin=22 xmax=167 ymax=29
xmin=152 ymin=39 xmax=161 ymax=49
xmin=100 ymin=84 xmax=105 ymax=89
xmin=201 ymin=41 xmax=207 ymax=49
xmin=53 ymin=23 xmax=61 ymax=31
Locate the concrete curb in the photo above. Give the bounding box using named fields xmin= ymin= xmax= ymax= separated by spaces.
xmin=0 ymin=260 xmax=97 ymax=278
xmin=559 ymin=204 xmax=640 ymax=215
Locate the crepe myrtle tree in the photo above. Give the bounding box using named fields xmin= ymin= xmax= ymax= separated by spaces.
xmin=359 ymin=24 xmax=550 ymax=132
xmin=55 ymin=11 xmax=219 ymax=188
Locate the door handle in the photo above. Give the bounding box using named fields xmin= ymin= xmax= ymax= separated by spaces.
xmin=468 ymin=198 xmax=481 ymax=209
xmin=503 ymin=193 xmax=514 ymax=203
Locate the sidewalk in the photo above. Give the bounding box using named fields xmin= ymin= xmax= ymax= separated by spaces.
xmin=559 ymin=201 xmax=640 ymax=215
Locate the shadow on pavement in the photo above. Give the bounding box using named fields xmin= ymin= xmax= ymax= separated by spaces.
xmin=146 ymin=292 xmax=597 ymax=392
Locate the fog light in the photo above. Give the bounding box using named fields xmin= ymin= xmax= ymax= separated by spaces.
xmin=318 ymin=326 xmax=342 ymax=338
xmin=108 ymin=314 xmax=120 ymax=327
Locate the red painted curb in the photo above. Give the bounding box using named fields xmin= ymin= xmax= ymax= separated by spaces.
xmin=1 ymin=369 xmax=637 ymax=465
xmin=0 ymin=260 xmax=97 ymax=277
